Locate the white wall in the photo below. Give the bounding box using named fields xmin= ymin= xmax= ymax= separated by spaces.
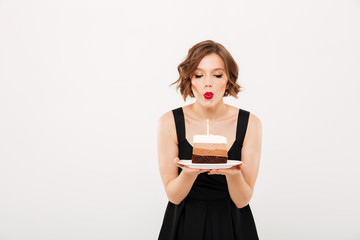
xmin=1 ymin=0 xmax=359 ymax=239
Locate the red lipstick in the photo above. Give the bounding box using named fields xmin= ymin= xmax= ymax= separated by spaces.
xmin=204 ymin=92 xmax=214 ymax=99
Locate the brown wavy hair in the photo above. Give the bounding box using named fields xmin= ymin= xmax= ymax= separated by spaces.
xmin=172 ymin=40 xmax=241 ymax=101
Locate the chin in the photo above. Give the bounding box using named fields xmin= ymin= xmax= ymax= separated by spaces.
xmin=199 ymin=99 xmax=221 ymax=108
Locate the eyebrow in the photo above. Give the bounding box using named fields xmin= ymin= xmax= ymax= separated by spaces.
xmin=195 ymin=67 xmax=225 ymax=72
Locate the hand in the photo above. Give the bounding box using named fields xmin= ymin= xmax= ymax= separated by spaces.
xmin=174 ymin=157 xmax=209 ymax=176
xmin=207 ymin=162 xmax=245 ymax=176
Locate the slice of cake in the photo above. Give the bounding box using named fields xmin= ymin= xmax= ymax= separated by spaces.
xmin=192 ymin=134 xmax=228 ymax=163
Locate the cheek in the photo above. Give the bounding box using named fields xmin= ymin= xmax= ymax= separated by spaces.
xmin=215 ymin=80 xmax=228 ymax=89
xmin=191 ymin=80 xmax=200 ymax=92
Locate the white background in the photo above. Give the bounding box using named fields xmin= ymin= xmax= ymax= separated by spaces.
xmin=1 ymin=0 xmax=359 ymax=239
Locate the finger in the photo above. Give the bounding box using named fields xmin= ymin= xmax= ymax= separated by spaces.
xmin=176 ymin=163 xmax=185 ymax=168
xmin=211 ymin=168 xmax=229 ymax=174
xmin=208 ymin=170 xmax=223 ymax=175
xmin=238 ymin=164 xmax=244 ymax=171
xmin=230 ymin=164 xmax=241 ymax=170
xmin=191 ymin=168 xmax=206 ymax=172
xmin=174 ymin=157 xmax=185 ymax=168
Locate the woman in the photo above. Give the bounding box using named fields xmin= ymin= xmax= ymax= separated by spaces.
xmin=157 ymin=40 xmax=262 ymax=240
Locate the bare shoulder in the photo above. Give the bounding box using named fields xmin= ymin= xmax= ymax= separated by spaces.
xmin=248 ymin=112 xmax=262 ymax=130
xmin=243 ymin=112 xmax=262 ymax=145
xmin=158 ymin=111 xmax=174 ymax=127
xmin=157 ymin=110 xmax=177 ymax=144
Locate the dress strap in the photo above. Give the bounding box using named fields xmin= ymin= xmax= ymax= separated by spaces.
xmin=235 ymin=109 xmax=250 ymax=145
xmin=172 ymin=107 xmax=186 ymax=144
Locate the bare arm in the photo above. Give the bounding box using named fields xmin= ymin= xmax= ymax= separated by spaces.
xmin=208 ymin=113 xmax=262 ymax=208
xmin=157 ymin=111 xmax=208 ymax=205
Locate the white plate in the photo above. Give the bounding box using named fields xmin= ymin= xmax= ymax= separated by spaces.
xmin=178 ymin=160 xmax=242 ymax=169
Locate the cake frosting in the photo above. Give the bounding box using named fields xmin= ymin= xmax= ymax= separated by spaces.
xmin=193 ymin=135 xmax=227 ymax=144
xmin=192 ymin=134 xmax=228 ymax=163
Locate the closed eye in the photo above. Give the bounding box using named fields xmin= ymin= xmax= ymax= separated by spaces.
xmin=214 ymin=74 xmax=223 ymax=78
xmin=194 ymin=75 xmax=203 ymax=78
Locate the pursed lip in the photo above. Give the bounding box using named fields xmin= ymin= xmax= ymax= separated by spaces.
xmin=204 ymin=92 xmax=214 ymax=99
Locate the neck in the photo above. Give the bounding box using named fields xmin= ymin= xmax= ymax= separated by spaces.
xmin=191 ymin=101 xmax=228 ymax=121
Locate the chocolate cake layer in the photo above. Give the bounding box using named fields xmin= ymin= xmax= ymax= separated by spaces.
xmin=193 ymin=148 xmax=227 ymax=157
xmin=192 ymin=155 xmax=227 ymax=163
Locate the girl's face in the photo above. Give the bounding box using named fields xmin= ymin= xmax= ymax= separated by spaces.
xmin=191 ymin=53 xmax=228 ymax=108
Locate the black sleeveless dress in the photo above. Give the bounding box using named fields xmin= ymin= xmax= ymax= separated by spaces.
xmin=158 ymin=107 xmax=259 ymax=240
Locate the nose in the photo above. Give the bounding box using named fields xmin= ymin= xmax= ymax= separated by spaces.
xmin=205 ymin=77 xmax=213 ymax=87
